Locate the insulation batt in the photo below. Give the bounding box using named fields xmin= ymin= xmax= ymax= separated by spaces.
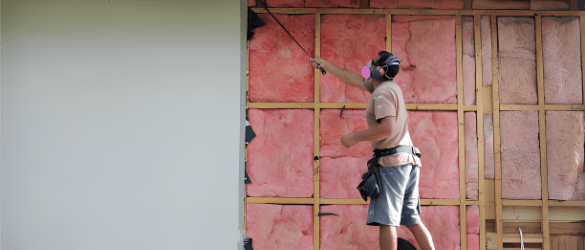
xmin=530 ymin=0 xmax=570 ymax=10
xmin=500 ymin=111 xmax=541 ymax=199
xmin=320 ymin=109 xmax=371 ymax=158
xmin=319 ymin=109 xmax=372 ymax=199
xmin=246 ymin=109 xmax=314 ymax=197
xmin=473 ymin=0 xmax=530 ymax=9
xmin=465 ymin=112 xmax=479 ymax=200
xmin=467 ymin=206 xmax=480 ymax=250
xmin=481 ymin=16 xmax=492 ymax=86
xmin=463 ymin=17 xmax=476 ymax=105
xmin=370 ymin=0 xmax=464 ymax=9
xmin=305 ymin=0 xmax=360 ymax=8
xmin=498 ymin=17 xmax=538 ymax=105
xmin=320 ymin=205 xmax=462 ymax=250
xmin=484 ymin=113 xmax=495 ymax=179
xmin=320 ymin=156 xmax=372 ymax=199
xmin=542 ymin=17 xmax=582 ymax=104
xmin=266 ymin=0 xmax=303 ymax=7
xmin=320 ymin=15 xmax=385 ymax=103
xmin=392 ymin=16 xmax=457 ymax=104
xmin=248 ymin=14 xmax=315 ymax=103
xmin=246 ymin=204 xmax=313 ymax=250
xmin=248 ymin=0 xmax=255 ymax=6
xmin=546 ymin=111 xmax=585 ymax=201
xmin=409 ymin=111 xmax=460 ymax=199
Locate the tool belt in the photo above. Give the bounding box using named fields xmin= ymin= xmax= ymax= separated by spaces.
xmin=357 ymin=145 xmax=422 ymax=201
xmin=374 ymin=145 xmax=422 ymax=159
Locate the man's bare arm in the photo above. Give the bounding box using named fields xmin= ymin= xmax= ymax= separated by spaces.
xmin=311 ymin=58 xmax=367 ymax=91
xmin=341 ymin=116 xmax=393 ymax=148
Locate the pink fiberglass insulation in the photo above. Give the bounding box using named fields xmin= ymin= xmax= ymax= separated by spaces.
xmin=392 ymin=16 xmax=457 ymax=104
xmin=409 ymin=111 xmax=460 ymax=199
xmin=319 ymin=205 xmax=378 ymax=250
xmin=320 ymin=156 xmax=372 ymax=199
xmin=320 ymin=109 xmax=371 ymax=158
xmin=542 ymin=17 xmax=582 ymax=105
xmin=320 ymin=15 xmax=386 ymax=103
xmin=546 ymin=111 xmax=585 ymax=201
xmin=473 ymin=0 xmax=529 ymax=9
xmin=248 ymin=14 xmax=314 ymax=103
xmin=465 ymin=112 xmax=479 ymax=200
xmin=305 ymin=0 xmax=360 ymax=8
xmin=248 ymin=0 xmax=255 ymax=6
xmin=531 ymin=0 xmax=570 ymax=10
xmin=500 ymin=111 xmax=541 ymax=199
xmin=484 ymin=113 xmax=495 ymax=179
xmin=246 ymin=204 xmax=313 ymax=250
xmin=463 ymin=17 xmax=476 ymax=105
xmin=481 ymin=16 xmax=493 ymax=86
xmin=467 ymin=206 xmax=480 ymax=250
xmin=370 ymin=0 xmax=463 ymax=9
xmin=319 ymin=109 xmax=372 ymax=199
xmin=498 ymin=17 xmax=538 ymax=105
xmin=320 ymin=205 xmax=461 ymax=250
xmin=266 ymin=0 xmax=303 ymax=7
xmin=246 ymin=109 xmax=314 ymax=197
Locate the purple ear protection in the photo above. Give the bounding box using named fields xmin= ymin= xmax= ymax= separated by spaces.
xmin=362 ymin=60 xmax=389 ymax=80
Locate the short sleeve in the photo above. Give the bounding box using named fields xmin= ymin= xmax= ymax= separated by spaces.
xmin=374 ymin=92 xmax=397 ymax=121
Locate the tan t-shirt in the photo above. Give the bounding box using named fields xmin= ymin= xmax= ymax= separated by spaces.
xmin=366 ymin=81 xmax=422 ymax=167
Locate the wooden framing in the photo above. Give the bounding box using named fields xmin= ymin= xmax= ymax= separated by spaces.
xmin=490 ymin=13 xmax=504 ymax=250
xmin=474 ymin=13 xmax=486 ymax=250
xmin=582 ymin=14 xmax=585 ymax=106
xmin=536 ymin=14 xmax=551 ymax=250
xmin=313 ymin=12 xmax=321 ymax=250
xmin=245 ymin=7 xmax=585 ymax=250
xmin=251 ymin=8 xmax=582 ymax=16
xmin=456 ymin=14 xmax=468 ymax=250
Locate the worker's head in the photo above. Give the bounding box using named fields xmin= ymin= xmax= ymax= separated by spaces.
xmin=362 ymin=51 xmax=400 ymax=81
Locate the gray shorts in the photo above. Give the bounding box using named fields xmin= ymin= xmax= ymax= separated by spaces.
xmin=366 ymin=163 xmax=421 ymax=227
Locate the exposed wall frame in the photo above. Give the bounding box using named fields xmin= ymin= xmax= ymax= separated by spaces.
xmin=245 ymin=7 xmax=585 ymax=250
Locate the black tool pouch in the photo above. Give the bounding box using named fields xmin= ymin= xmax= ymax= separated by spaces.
xmin=356 ymin=155 xmax=382 ymax=201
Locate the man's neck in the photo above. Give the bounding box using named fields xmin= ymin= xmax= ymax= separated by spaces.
xmin=372 ymin=79 xmax=389 ymax=91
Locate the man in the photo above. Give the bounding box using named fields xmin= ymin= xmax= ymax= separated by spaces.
xmin=311 ymin=51 xmax=435 ymax=250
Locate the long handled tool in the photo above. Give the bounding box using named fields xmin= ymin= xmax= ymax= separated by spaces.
xmin=263 ymin=6 xmax=327 ymax=75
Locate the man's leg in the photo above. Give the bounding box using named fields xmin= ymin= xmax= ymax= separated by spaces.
xmin=405 ymin=223 xmax=435 ymax=250
xmin=379 ymin=225 xmax=398 ymax=250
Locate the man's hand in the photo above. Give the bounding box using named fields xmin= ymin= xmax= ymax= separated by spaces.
xmin=310 ymin=57 xmax=328 ymax=70
xmin=341 ymin=133 xmax=358 ymax=149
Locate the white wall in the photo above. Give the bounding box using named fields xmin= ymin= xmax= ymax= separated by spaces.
xmin=1 ymin=0 xmax=244 ymax=249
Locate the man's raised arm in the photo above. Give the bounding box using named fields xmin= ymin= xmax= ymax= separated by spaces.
xmin=311 ymin=58 xmax=368 ymax=92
